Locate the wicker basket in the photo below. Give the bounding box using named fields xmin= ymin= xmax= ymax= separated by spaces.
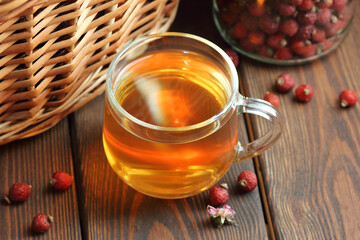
xmin=0 ymin=0 xmax=179 ymax=145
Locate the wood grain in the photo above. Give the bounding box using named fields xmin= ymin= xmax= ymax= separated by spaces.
xmin=69 ymin=91 xmax=268 ymax=239
xmin=0 ymin=118 xmax=81 ymax=239
xmin=240 ymin=1 xmax=360 ymax=239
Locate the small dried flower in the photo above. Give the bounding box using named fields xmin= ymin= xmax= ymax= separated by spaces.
xmin=207 ymin=205 xmax=237 ymax=228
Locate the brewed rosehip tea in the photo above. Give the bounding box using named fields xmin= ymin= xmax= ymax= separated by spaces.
xmin=103 ymin=50 xmax=239 ymax=198
xmin=103 ymin=33 xmax=283 ymax=199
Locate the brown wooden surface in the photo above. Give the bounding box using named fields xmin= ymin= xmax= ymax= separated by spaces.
xmin=0 ymin=119 xmax=82 ymax=239
xmin=240 ymin=0 xmax=360 ymax=238
xmin=1 ymin=0 xmax=360 ymax=239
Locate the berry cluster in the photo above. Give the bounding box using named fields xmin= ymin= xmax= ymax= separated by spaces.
xmin=4 ymin=171 xmax=73 ymax=234
xmin=216 ymin=0 xmax=352 ymax=61
xmin=261 ymin=72 xmax=357 ymax=107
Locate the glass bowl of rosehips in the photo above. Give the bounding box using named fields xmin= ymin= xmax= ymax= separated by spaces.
xmin=213 ymin=0 xmax=354 ymax=65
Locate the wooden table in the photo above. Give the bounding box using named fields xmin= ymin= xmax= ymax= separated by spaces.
xmin=1 ymin=0 xmax=360 ymax=239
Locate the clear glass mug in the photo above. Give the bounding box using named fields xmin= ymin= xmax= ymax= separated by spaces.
xmin=103 ymin=32 xmax=283 ymax=199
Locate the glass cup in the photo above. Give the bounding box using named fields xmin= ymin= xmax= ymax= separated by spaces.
xmin=103 ymin=32 xmax=283 ymax=199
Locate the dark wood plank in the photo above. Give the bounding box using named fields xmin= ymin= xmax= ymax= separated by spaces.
xmin=240 ymin=1 xmax=360 ymax=239
xmin=0 ymin=118 xmax=82 ymax=239
xmin=70 ymin=91 xmax=268 ymax=239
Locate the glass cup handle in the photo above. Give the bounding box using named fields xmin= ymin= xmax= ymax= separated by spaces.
xmin=235 ymin=96 xmax=283 ymax=161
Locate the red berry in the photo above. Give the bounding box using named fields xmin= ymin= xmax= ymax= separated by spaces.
xmin=312 ymin=28 xmax=326 ymax=42
xmin=299 ymin=0 xmax=315 ymax=11
xmin=248 ymin=31 xmax=265 ymax=46
xmin=290 ymin=37 xmax=309 ymax=55
xmin=339 ymin=89 xmax=358 ymax=107
xmin=298 ymin=11 xmax=318 ymax=26
xmin=298 ymin=25 xmax=315 ymax=39
xmin=209 ymin=184 xmax=229 ymax=206
xmin=267 ymin=33 xmax=288 ymax=49
xmin=299 ymin=44 xmax=317 ymax=58
xmin=277 ymin=2 xmax=296 ymax=17
xmin=248 ymin=2 xmax=265 ymax=17
xmin=316 ymin=8 xmax=332 ymax=25
xmin=325 ymin=19 xmax=346 ymax=37
xmin=333 ymin=0 xmax=347 ymax=10
xmin=275 ymin=73 xmax=296 ymax=93
xmin=274 ymin=47 xmax=293 ymax=60
xmin=317 ymin=0 xmax=333 ymax=8
xmin=31 ymin=214 xmax=54 ymax=233
xmin=4 ymin=183 xmax=32 ymax=204
xmin=338 ymin=6 xmax=351 ymax=21
xmin=50 ymin=171 xmax=73 ymax=191
xmin=232 ymin=23 xmax=247 ymax=39
xmin=239 ymin=39 xmax=256 ymax=52
xmin=237 ymin=171 xmax=257 ymax=192
xmin=279 ymin=19 xmax=299 ymax=37
xmin=240 ymin=12 xmax=259 ymax=31
xmin=259 ymin=14 xmax=280 ymax=35
xmin=295 ymin=84 xmax=314 ymax=102
xmin=221 ymin=11 xmax=237 ymax=26
xmin=319 ymin=39 xmax=333 ymax=51
xmin=264 ymin=92 xmax=280 ymax=108
xmin=225 ymin=49 xmax=239 ymax=67
xmin=289 ymin=0 xmax=304 ymax=6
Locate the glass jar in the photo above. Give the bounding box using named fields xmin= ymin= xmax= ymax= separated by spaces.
xmin=213 ymin=0 xmax=355 ymax=65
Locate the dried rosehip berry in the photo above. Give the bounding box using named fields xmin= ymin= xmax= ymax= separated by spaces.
xmin=295 ymin=84 xmax=314 ymax=102
xmin=31 ymin=214 xmax=54 ymax=233
xmin=338 ymin=6 xmax=351 ymax=21
xmin=259 ymin=14 xmax=280 ymax=35
xmin=264 ymin=92 xmax=280 ymax=108
xmin=290 ymin=37 xmax=310 ymax=55
xmin=317 ymin=0 xmax=333 ymax=8
xmin=319 ymin=39 xmax=333 ymax=51
xmin=299 ymin=0 xmax=315 ymax=11
xmin=237 ymin=171 xmax=257 ymax=192
xmin=298 ymin=44 xmax=317 ymax=58
xmin=4 ymin=183 xmax=32 ymax=204
xmin=221 ymin=11 xmax=237 ymax=26
xmin=240 ymin=12 xmax=258 ymax=31
xmin=267 ymin=33 xmax=288 ymax=49
xmin=298 ymin=25 xmax=315 ymax=39
xmin=277 ymin=2 xmax=296 ymax=17
xmin=209 ymin=184 xmax=229 ymax=206
xmin=279 ymin=19 xmax=299 ymax=37
xmin=333 ymin=0 xmax=347 ymax=10
xmin=50 ymin=171 xmax=73 ymax=191
xmin=239 ymin=39 xmax=256 ymax=52
xmin=225 ymin=49 xmax=239 ymax=67
xmin=326 ymin=19 xmax=346 ymax=37
xmin=274 ymin=47 xmax=293 ymax=60
xmin=312 ymin=28 xmax=326 ymax=42
xmin=289 ymin=0 xmax=304 ymax=6
xmin=275 ymin=73 xmax=296 ymax=93
xmin=339 ymin=89 xmax=358 ymax=107
xmin=316 ymin=8 xmax=332 ymax=25
xmin=298 ymin=11 xmax=318 ymax=26
xmin=232 ymin=23 xmax=247 ymax=39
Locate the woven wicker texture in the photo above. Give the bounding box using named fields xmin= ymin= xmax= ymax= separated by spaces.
xmin=0 ymin=0 xmax=179 ymax=145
